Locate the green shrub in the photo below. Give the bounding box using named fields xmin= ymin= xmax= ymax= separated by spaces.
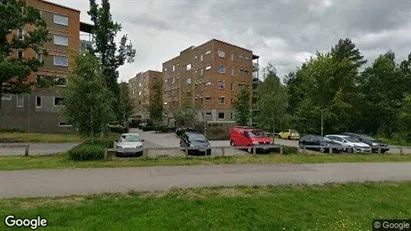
xmin=206 ymin=127 xmax=229 ymax=140
xmin=0 ymin=128 xmax=25 ymax=133
xmin=281 ymin=145 xmax=299 ymax=155
xmin=68 ymin=144 xmax=105 ymax=161
xmin=108 ymin=125 xmax=126 ymax=134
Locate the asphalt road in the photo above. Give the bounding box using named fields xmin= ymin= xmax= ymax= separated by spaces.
xmin=1 ymin=162 xmax=411 ymax=199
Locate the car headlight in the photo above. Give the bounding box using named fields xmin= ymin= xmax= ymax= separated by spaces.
xmin=252 ymin=141 xmax=259 ymax=145
xmin=117 ymin=146 xmax=123 ymax=149
xmin=189 ymin=144 xmax=195 ymax=147
xmin=136 ymin=145 xmax=142 ymax=148
xmin=371 ymin=143 xmax=378 ymax=146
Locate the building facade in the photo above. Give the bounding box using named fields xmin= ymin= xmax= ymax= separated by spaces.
xmin=162 ymin=39 xmax=259 ymax=123
xmin=0 ymin=0 xmax=92 ymax=133
xmin=129 ymin=70 xmax=163 ymax=119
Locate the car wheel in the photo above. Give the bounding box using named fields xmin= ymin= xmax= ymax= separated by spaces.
xmin=347 ymin=148 xmax=353 ymax=153
xmin=287 ymin=136 xmax=291 ymax=140
xmin=115 ymin=152 xmax=122 ymax=157
xmin=206 ymin=149 xmax=211 ymax=156
xmin=136 ymin=151 xmax=143 ymax=157
xmin=278 ymin=135 xmax=281 ymax=138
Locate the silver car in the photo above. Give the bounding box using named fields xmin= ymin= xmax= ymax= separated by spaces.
xmin=326 ymin=135 xmax=371 ymax=153
xmin=115 ymin=133 xmax=145 ymax=157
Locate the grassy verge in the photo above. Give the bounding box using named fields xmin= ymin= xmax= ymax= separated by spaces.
xmin=378 ymin=137 xmax=411 ymax=147
xmin=0 ymin=132 xmax=118 ymax=143
xmin=1 ymin=182 xmax=410 ymax=230
xmin=1 ymin=153 xmax=411 ymax=170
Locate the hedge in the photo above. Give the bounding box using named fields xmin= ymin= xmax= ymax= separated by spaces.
xmin=281 ymin=146 xmax=299 ymax=155
xmin=68 ymin=138 xmax=114 ymax=161
xmin=108 ymin=125 xmax=129 ymax=134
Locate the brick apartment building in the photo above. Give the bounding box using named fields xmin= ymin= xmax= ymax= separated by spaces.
xmin=129 ymin=70 xmax=163 ymax=119
xmin=0 ymin=0 xmax=93 ymax=133
xmin=162 ymin=39 xmax=260 ymax=124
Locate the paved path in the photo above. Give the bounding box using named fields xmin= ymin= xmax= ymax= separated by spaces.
xmin=1 ymin=162 xmax=411 ymax=199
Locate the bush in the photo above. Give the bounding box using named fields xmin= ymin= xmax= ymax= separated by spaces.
xmin=82 ymin=139 xmax=114 ymax=148
xmin=0 ymin=128 xmax=25 ymax=133
xmin=142 ymin=125 xmax=155 ymax=131
xmin=108 ymin=125 xmax=127 ymax=134
xmin=68 ymin=144 xmax=105 ymax=161
xmin=206 ymin=127 xmax=229 ymax=140
xmin=281 ymin=145 xmax=299 ymax=155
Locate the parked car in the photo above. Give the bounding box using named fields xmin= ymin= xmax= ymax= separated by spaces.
xmin=138 ymin=123 xmax=148 ymax=129
xmin=298 ymin=134 xmax=344 ymax=153
xmin=341 ymin=133 xmax=389 ymax=153
xmin=115 ymin=133 xmax=145 ymax=157
xmin=278 ymin=129 xmax=300 ymax=140
xmin=325 ymin=134 xmax=371 ymax=153
xmin=230 ymin=126 xmax=273 ymax=154
xmin=180 ymin=132 xmax=211 ymax=155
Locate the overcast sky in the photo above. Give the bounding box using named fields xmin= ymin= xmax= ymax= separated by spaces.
xmin=50 ymin=0 xmax=411 ymax=81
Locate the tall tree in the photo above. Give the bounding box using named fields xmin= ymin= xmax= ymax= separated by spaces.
xmin=0 ymin=0 xmax=49 ymax=128
xmin=331 ymin=38 xmax=367 ymax=70
xmin=398 ymin=93 xmax=411 ymax=142
xmin=234 ymin=86 xmax=251 ymax=126
xmin=257 ymin=63 xmax=288 ymax=133
xmin=87 ymin=0 xmax=136 ymax=122
xmin=148 ymin=81 xmax=163 ymax=125
xmin=118 ymin=81 xmax=133 ymax=127
xmin=59 ymin=52 xmax=115 ymax=139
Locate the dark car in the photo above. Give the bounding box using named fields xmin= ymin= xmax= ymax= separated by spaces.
xmin=180 ymin=132 xmax=211 ymax=155
xmin=341 ymin=133 xmax=389 ymax=153
xmin=298 ymin=134 xmax=344 ymax=153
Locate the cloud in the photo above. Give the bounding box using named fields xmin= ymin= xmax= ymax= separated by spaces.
xmin=50 ymin=0 xmax=411 ymax=80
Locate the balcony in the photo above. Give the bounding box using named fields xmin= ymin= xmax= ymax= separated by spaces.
xmin=80 ymin=22 xmax=94 ymax=51
xmin=252 ymin=63 xmax=259 ymax=72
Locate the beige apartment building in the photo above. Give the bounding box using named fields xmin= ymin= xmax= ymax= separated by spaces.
xmin=129 ymin=70 xmax=163 ymax=119
xmin=162 ymin=39 xmax=260 ymax=123
xmin=0 ymin=0 xmax=93 ymax=133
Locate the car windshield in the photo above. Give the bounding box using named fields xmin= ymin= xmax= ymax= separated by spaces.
xmin=291 ymin=130 xmax=298 ymax=133
xmin=121 ymin=135 xmax=141 ymax=142
xmin=188 ymin=133 xmax=206 ymax=141
xmin=249 ymin=130 xmax=266 ymax=137
xmin=344 ymin=136 xmax=360 ymax=142
xmin=318 ymin=136 xmax=332 ymax=142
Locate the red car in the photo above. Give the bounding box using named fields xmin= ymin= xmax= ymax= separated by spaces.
xmin=230 ymin=126 xmax=274 ymax=153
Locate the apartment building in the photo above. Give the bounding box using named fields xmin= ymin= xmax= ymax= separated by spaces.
xmin=162 ymin=39 xmax=259 ymax=123
xmin=129 ymin=70 xmax=163 ymax=119
xmin=0 ymin=0 xmax=93 ymax=133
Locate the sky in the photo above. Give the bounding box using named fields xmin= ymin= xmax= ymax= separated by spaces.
xmin=50 ymin=0 xmax=411 ymax=82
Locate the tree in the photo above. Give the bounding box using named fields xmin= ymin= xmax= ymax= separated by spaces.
xmin=174 ymin=99 xmax=197 ymax=127
xmin=148 ymin=81 xmax=163 ymax=125
xmin=87 ymin=0 xmax=136 ymax=122
xmin=59 ymin=52 xmax=115 ymax=139
xmin=234 ymin=86 xmax=251 ymax=126
xmin=118 ymin=82 xmax=132 ymax=127
xmin=257 ymin=63 xmax=288 ymax=133
xmin=0 ymin=0 xmax=49 ymax=128
xmin=398 ymin=93 xmax=411 ymax=142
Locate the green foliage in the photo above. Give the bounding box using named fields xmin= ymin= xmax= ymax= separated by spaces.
xmin=234 ymin=86 xmax=251 ymax=126
xmin=206 ymin=127 xmax=229 ymax=140
xmin=68 ymin=144 xmax=105 ymax=161
xmin=59 ymin=52 xmax=115 ymax=138
xmin=149 ymin=81 xmax=163 ymax=123
xmin=281 ymin=146 xmax=299 ymax=155
xmin=174 ymin=99 xmax=197 ymax=127
xmin=108 ymin=125 xmax=128 ymax=134
xmin=118 ymin=82 xmax=133 ymax=125
xmin=81 ymin=138 xmax=114 ymax=148
xmin=87 ymin=0 xmax=136 ymax=122
xmin=257 ymin=63 xmax=289 ymax=133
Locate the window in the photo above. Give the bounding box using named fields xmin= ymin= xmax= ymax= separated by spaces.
xmin=218 ymin=65 xmax=225 ymax=73
xmin=200 ymin=54 xmax=203 ymax=61
xmin=186 ymin=64 xmax=191 ymax=71
xmin=16 ymin=95 xmax=24 ymax=107
xmin=54 ymin=97 xmax=64 ymax=106
xmin=17 ymin=28 xmax=24 ymax=40
xmin=139 ymin=91 xmax=142 ymax=96
xmin=218 ymin=50 xmax=225 ymax=58
xmin=230 ymin=113 xmax=234 ymax=120
xmin=205 ymin=65 xmax=211 ymax=70
xmin=245 ymin=56 xmax=250 ymax=60
xmin=139 ymin=83 xmax=141 ymax=87
xmin=186 ymin=78 xmax=191 ymax=85
xmin=218 ymin=97 xmax=225 ymax=104
xmin=53 ymin=35 xmax=68 ymax=46
xmin=238 ymin=54 xmax=243 ymax=59
xmin=231 ymin=68 xmax=234 ymax=76
xmin=35 ymin=52 xmax=43 ymax=62
xmin=205 ymin=50 xmax=211 ymax=55
xmin=231 ymin=53 xmax=234 ymax=61
xmin=218 ymin=112 xmax=225 ymax=119
xmin=218 ymin=80 xmax=225 ymax=89
xmin=231 ymin=82 xmax=234 ymax=91
xmin=205 ymin=112 xmax=212 ymax=116
xmin=58 ymin=122 xmax=72 ymax=127
xmin=54 ymin=14 xmax=68 ymax=26
xmin=17 ymin=50 xmax=23 ymax=59
xmin=200 ymin=69 xmax=204 ymax=76
xmin=205 ymin=96 xmax=212 ymax=102
xmin=194 ymin=55 xmax=197 ymax=59
xmin=172 ymin=65 xmax=175 ymax=72
xmin=205 ymin=80 xmax=212 ymax=87
xmin=2 ymin=94 xmax=12 ymax=100
xmin=53 ymin=56 xmax=68 ymax=66
xmin=35 ymin=96 xmax=42 ymax=108
xmin=55 ymin=77 xmax=67 ymax=87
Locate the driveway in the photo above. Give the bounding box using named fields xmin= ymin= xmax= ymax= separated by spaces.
xmin=1 ymin=162 xmax=411 ymax=199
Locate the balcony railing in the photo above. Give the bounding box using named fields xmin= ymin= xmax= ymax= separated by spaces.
xmin=252 ymin=63 xmax=259 ymax=72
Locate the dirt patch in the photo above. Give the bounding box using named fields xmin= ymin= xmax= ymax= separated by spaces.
xmin=18 ymin=197 xmax=86 ymax=209
xmin=0 ymin=138 xmax=22 ymax=143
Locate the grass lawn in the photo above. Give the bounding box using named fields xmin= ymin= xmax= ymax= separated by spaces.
xmin=1 ymin=182 xmax=410 ymax=231
xmin=0 ymin=132 xmax=119 ymax=143
xmin=1 ymin=152 xmax=411 ymax=170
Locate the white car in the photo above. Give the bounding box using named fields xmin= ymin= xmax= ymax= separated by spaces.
xmin=325 ymin=135 xmax=371 ymax=153
xmin=115 ymin=133 xmax=145 ymax=157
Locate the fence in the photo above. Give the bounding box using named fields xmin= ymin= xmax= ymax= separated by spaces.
xmin=299 ymin=145 xmax=409 ymax=155
xmin=0 ymin=144 xmax=30 ymax=156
